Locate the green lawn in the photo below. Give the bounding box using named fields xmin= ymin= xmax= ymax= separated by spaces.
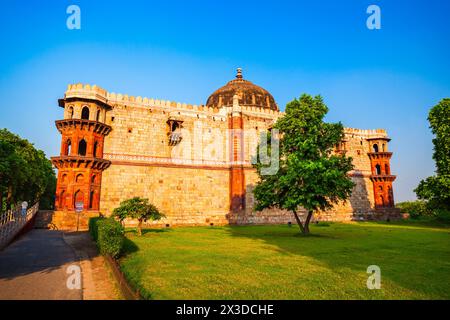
xmin=119 ymin=220 xmax=450 ymax=300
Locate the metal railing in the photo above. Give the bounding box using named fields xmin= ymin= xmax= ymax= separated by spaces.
xmin=0 ymin=202 xmax=39 ymax=250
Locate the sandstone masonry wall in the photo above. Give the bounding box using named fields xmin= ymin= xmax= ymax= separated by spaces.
xmin=51 ymin=84 xmax=399 ymax=229
xmin=100 ymin=164 xmax=230 ymax=226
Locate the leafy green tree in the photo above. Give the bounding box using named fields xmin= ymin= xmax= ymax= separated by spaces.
xmin=113 ymin=197 xmax=165 ymax=236
xmin=0 ymin=129 xmax=56 ymax=211
xmin=415 ymin=98 xmax=450 ymax=217
xmin=0 ymin=139 xmax=26 ymax=211
xmin=253 ymin=94 xmax=355 ymax=234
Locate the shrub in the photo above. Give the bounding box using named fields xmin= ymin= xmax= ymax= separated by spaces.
xmin=89 ymin=216 xmax=102 ymax=241
xmin=396 ymin=201 xmax=431 ymax=219
xmin=113 ymin=197 xmax=165 ymax=236
xmin=435 ymin=208 xmax=450 ymax=223
xmin=89 ymin=217 xmax=125 ymax=258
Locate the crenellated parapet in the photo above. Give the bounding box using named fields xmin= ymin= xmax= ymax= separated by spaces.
xmin=65 ymin=84 xmax=109 ymax=104
xmin=343 ymin=127 xmax=389 ymax=139
xmin=64 ymin=83 xmax=284 ymax=120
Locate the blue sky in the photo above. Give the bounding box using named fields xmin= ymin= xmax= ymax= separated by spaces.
xmin=0 ymin=0 xmax=449 ymax=201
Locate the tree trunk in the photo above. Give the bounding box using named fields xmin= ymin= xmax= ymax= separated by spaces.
xmin=292 ymin=210 xmax=314 ymax=234
xmin=137 ymin=219 xmax=143 ymax=236
xmin=304 ymin=210 xmax=314 ymax=234
xmin=292 ymin=210 xmax=305 ymax=233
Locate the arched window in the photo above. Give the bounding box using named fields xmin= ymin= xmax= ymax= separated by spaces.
xmin=379 ymin=195 xmax=384 ymax=206
xmin=373 ymin=144 xmax=379 ymax=153
xmin=78 ymin=139 xmax=87 ymax=156
xmin=96 ymin=109 xmax=101 ymax=122
xmin=93 ymin=141 xmax=98 ymax=158
xmin=61 ymin=174 xmax=68 ymax=183
xmin=65 ymin=139 xmax=72 ymax=156
xmin=68 ymin=106 xmax=74 ymax=119
xmin=89 ymin=191 xmax=94 ymax=209
xmin=91 ymin=175 xmax=96 ymax=184
xmin=76 ymin=174 xmax=84 ymax=183
xmin=385 ymin=164 xmax=390 ymax=175
xmin=375 ymin=164 xmax=381 ymax=175
xmin=81 ymin=106 xmax=90 ymax=120
xmin=171 ymin=121 xmax=180 ymax=132
xmin=167 ymin=119 xmax=183 ymax=145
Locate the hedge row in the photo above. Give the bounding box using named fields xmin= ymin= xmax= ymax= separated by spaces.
xmin=89 ymin=217 xmax=125 ymax=258
xmin=396 ymin=201 xmax=431 ymax=219
xmin=396 ymin=200 xmax=450 ymax=222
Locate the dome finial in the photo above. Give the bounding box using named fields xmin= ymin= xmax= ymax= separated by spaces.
xmin=236 ymin=67 xmax=243 ymax=79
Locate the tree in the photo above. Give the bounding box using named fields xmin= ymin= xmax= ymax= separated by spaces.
xmin=113 ymin=197 xmax=165 ymax=236
xmin=0 ymin=129 xmax=56 ymax=211
xmin=415 ymin=99 xmax=450 ymax=216
xmin=253 ymin=94 xmax=355 ymax=234
xmin=0 ymin=139 xmax=26 ymax=211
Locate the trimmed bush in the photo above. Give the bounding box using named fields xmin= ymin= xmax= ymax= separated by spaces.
xmin=89 ymin=217 xmax=125 ymax=258
xmin=89 ymin=216 xmax=102 ymax=241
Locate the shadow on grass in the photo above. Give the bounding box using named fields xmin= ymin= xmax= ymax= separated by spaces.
xmin=125 ymin=228 xmax=171 ymax=235
xmin=122 ymin=228 xmax=170 ymax=256
xmin=382 ymin=217 xmax=450 ymax=229
xmin=122 ymin=236 xmax=139 ymax=256
xmin=223 ymin=221 xmax=450 ymax=299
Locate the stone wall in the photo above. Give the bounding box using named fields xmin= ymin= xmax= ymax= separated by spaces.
xmin=50 ymin=83 xmax=400 ymax=230
xmin=100 ymin=164 xmax=230 ymax=226
xmin=97 ymin=101 xmax=395 ymax=225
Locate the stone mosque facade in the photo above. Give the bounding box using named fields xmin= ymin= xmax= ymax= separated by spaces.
xmin=50 ymin=69 xmax=400 ymax=229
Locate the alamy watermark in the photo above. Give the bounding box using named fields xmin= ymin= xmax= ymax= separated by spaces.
xmin=66 ymin=5 xmax=81 ymax=30
xmin=366 ymin=265 xmax=381 ymax=289
xmin=366 ymin=5 xmax=381 ymax=30
xmin=167 ymin=124 xmax=280 ymax=175
xmin=66 ymin=264 xmax=81 ymax=290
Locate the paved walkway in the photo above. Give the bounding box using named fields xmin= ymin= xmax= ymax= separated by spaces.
xmin=0 ymin=229 xmax=82 ymax=300
xmin=63 ymin=231 xmax=122 ymax=300
xmin=0 ymin=229 xmax=121 ymax=300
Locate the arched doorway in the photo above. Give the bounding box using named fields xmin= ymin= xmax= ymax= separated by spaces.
xmin=375 ymin=164 xmax=381 ymax=175
xmin=74 ymin=190 xmax=84 ymax=209
xmin=89 ymin=191 xmax=95 ymax=209
xmin=81 ymin=106 xmax=90 ymax=120
xmin=68 ymin=106 xmax=74 ymax=119
xmin=78 ymin=139 xmax=87 ymax=156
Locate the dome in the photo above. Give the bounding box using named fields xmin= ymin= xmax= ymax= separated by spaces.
xmin=206 ymin=68 xmax=278 ymax=111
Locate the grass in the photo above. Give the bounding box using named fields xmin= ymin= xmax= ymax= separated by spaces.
xmin=119 ymin=220 xmax=450 ymax=300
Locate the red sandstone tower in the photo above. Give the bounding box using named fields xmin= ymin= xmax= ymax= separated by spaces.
xmin=206 ymin=68 xmax=278 ymax=213
xmin=367 ymin=137 xmax=396 ymax=208
xmin=51 ymin=95 xmax=111 ymax=219
xmin=229 ymin=90 xmax=245 ymax=212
